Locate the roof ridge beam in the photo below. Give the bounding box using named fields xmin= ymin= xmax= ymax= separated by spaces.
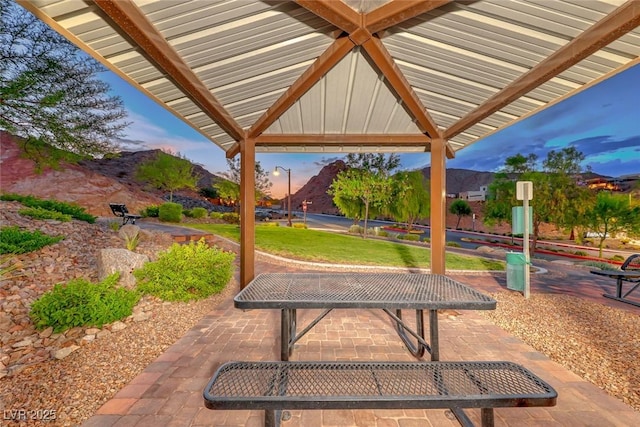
xmin=362 ymin=36 xmax=451 ymax=156
xmin=247 ymin=36 xmax=355 ymax=139
xmin=92 ymin=0 xmax=245 ymax=142
xmin=444 ymin=0 xmax=640 ymax=140
xmin=365 ymin=0 xmax=452 ymax=34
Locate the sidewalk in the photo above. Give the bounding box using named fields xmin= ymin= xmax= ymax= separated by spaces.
xmin=83 ymin=224 xmax=639 ymax=426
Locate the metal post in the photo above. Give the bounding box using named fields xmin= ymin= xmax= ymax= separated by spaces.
xmin=523 ymin=196 xmax=530 ymax=299
xmin=287 ymin=171 xmax=292 ymax=227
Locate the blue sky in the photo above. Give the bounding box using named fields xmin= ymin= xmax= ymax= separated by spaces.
xmin=102 ymin=64 xmax=640 ymax=198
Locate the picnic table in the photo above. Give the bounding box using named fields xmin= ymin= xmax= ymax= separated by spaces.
xmin=234 ymin=272 xmax=497 ymax=361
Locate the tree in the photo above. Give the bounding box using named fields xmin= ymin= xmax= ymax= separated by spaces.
xmin=0 ymin=1 xmax=128 ymax=164
xmin=389 ymin=170 xmax=429 ymax=231
xmin=135 ymin=151 xmax=199 ymax=202
xmin=345 ymin=153 xmax=400 ymax=176
xmin=450 ymin=199 xmax=472 ymax=229
xmin=219 ymin=157 xmax=272 ymax=198
xmin=484 ymin=148 xmax=589 ymax=253
xmin=328 ymin=168 xmax=394 ymax=238
xmin=584 ymin=192 xmax=640 ymax=258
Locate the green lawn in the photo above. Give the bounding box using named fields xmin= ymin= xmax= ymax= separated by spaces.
xmin=187 ymin=223 xmax=504 ymax=271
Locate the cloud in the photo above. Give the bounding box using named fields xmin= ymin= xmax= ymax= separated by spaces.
xmin=313 ymin=156 xmax=343 ymax=167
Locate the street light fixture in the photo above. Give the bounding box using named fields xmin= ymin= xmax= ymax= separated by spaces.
xmin=273 ymin=166 xmax=292 ymax=227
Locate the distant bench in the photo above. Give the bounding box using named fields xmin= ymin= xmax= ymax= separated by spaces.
xmin=591 ymin=253 xmax=640 ymax=307
xmin=203 ymin=360 xmax=557 ymax=427
xmin=109 ymin=203 xmax=141 ymax=225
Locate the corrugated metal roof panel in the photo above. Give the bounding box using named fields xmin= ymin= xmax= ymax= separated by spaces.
xmin=20 ymin=0 xmax=640 ymax=156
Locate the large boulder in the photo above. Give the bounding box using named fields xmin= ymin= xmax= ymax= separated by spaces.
xmin=97 ymin=248 xmax=149 ymax=289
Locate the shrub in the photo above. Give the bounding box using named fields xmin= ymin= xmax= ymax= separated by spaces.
xmin=574 ymin=250 xmax=588 ymax=256
xmin=610 ymin=254 xmax=626 ymax=262
xmin=1 ymin=255 xmax=22 ymax=284
xmin=446 ymin=241 xmax=461 ymax=247
xmin=140 ymin=205 xmax=159 ymax=218
xmin=377 ymin=230 xmax=389 ymax=237
xmin=183 ymin=208 xmax=194 ymax=218
xmin=191 ymin=207 xmax=208 ymax=219
xmin=292 ymin=223 xmax=307 ymax=229
xmin=159 ymin=202 xmax=183 ymax=222
xmin=0 ymin=226 xmax=64 ymax=254
xmin=134 ymin=239 xmax=235 ymax=302
xmin=348 ymin=224 xmax=363 ymax=234
xmin=29 ymin=273 xmax=140 ymax=333
xmin=582 ymin=261 xmax=617 ymax=271
xmin=259 ymin=221 xmax=280 ymax=227
xmin=210 ymin=211 xmax=224 ymax=220
xmin=124 ymin=230 xmax=140 ymax=251
xmin=222 ymin=212 xmax=239 ymax=224
xmin=19 ymin=207 xmax=72 ymax=222
xmin=0 ymin=193 xmax=95 ymax=223
xmin=398 ymin=234 xmax=420 ymax=242
xmin=108 ymin=221 xmax=121 ymax=231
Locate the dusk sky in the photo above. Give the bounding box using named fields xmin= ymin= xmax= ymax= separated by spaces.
xmin=102 ymin=63 xmax=640 ymax=198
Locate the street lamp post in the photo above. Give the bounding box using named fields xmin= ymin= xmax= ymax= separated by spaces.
xmin=273 ymin=166 xmax=292 ymax=227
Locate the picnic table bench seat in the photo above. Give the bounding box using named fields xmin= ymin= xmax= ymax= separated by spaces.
xmin=621 ymin=254 xmax=640 ymax=279
xmin=203 ymin=360 xmax=557 ymax=427
xmin=109 ymin=203 xmax=142 ymax=225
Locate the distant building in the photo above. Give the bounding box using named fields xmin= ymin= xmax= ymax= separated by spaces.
xmin=459 ymin=185 xmax=488 ymax=202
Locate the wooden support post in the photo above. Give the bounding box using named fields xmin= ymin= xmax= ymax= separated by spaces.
xmin=430 ymin=138 xmax=446 ymax=274
xmin=239 ymin=139 xmax=256 ymax=289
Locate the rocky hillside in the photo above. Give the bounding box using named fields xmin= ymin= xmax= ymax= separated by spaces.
xmin=289 ymin=160 xmax=347 ymax=215
xmin=0 ymin=132 xmax=223 ymax=217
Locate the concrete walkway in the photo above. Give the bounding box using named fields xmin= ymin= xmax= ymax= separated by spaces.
xmin=82 ymin=224 xmax=640 ymax=426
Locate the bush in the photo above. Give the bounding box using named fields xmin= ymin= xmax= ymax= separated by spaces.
xmin=610 ymin=254 xmax=626 ymax=262
xmin=0 ymin=226 xmax=64 ymax=254
xmin=159 ymin=202 xmax=183 ymax=222
xmin=377 ymin=230 xmax=389 ymax=237
xmin=200 ymin=187 xmax=219 ymax=199
xmin=398 ymin=233 xmax=420 ymax=242
xmin=29 ymin=273 xmax=140 ymax=333
xmin=210 ymin=211 xmax=224 ymax=220
xmin=191 ymin=207 xmax=208 ymax=219
xmin=134 ymin=239 xmax=235 ymax=302
xmin=292 ymin=223 xmax=307 ymax=229
xmin=574 ymin=250 xmax=588 ymax=256
xmin=259 ymin=221 xmax=280 ymax=227
xmin=446 ymin=241 xmax=461 ymax=247
xmin=348 ymin=224 xmax=363 ymax=234
xmin=140 ymin=205 xmax=159 ymax=218
xmin=183 ymin=208 xmax=194 ymax=218
xmin=19 ymin=207 xmax=72 ymax=222
xmin=0 ymin=193 xmax=95 ymax=223
xmin=222 ymin=212 xmax=239 ymax=224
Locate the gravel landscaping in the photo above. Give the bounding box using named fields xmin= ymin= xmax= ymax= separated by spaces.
xmin=1 ymin=201 xmax=638 ymax=425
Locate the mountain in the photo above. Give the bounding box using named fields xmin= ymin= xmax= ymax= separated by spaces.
xmin=289 ymin=160 xmax=347 ymax=215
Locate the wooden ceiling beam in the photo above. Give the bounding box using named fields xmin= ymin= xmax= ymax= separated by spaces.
xmin=92 ymin=0 xmax=245 ymax=142
xmin=365 ymin=0 xmax=452 ymax=34
xmin=295 ymin=0 xmax=362 ymax=34
xmin=255 ymin=134 xmax=431 ymax=146
xmin=361 ymin=36 xmax=453 ymax=157
xmin=444 ymin=0 xmax=640 ymax=140
xmin=248 ymin=36 xmax=355 ymax=138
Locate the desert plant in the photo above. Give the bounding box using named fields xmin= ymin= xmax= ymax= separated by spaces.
xmin=398 ymin=233 xmax=420 ymax=242
xmin=134 ymin=239 xmax=234 ymax=302
xmin=29 ymin=273 xmax=140 ymax=333
xmin=0 ymin=194 xmax=95 ymax=223
xmin=108 ymin=221 xmax=121 ymax=231
xmin=0 ymin=255 xmax=22 ymax=283
xmin=348 ymin=224 xmax=364 ymax=234
xmin=140 ymin=205 xmax=159 ymax=218
xmin=222 ymin=212 xmax=239 ymax=224
xmin=124 ymin=230 xmax=140 ymax=251
xmin=18 ymin=207 xmax=72 ymax=222
xmin=158 ymin=202 xmax=183 ymax=223
xmin=0 ymin=226 xmax=63 ymax=254
xmin=190 ymin=207 xmax=208 ymax=219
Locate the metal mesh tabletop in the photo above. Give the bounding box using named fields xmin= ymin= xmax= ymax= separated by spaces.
xmin=235 ymin=273 xmax=496 ymax=310
xmin=204 ymin=361 xmax=557 ymax=410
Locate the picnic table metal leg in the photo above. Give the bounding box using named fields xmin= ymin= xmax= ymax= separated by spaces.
xmin=429 ymin=309 xmax=439 ymax=361
xmin=265 ymin=409 xmax=281 ymax=427
xmin=280 ymin=309 xmax=296 ymax=361
xmin=393 ymin=309 xmax=427 ymax=359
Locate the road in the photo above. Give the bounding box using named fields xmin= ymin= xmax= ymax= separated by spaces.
xmin=289 ymin=212 xmax=636 ymax=263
